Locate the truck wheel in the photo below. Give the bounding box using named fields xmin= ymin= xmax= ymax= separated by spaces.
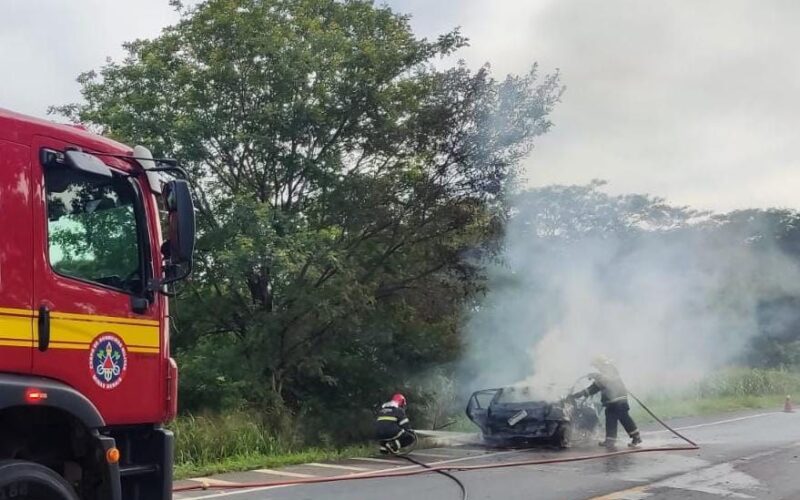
xmin=0 ymin=460 xmax=79 ymax=500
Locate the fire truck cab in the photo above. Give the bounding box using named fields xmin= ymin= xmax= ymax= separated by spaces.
xmin=0 ymin=108 xmax=195 ymax=500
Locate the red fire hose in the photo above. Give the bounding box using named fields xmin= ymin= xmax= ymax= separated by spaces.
xmin=173 ymin=393 xmax=698 ymax=498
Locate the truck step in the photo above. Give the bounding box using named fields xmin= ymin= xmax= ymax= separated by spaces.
xmin=120 ymin=464 xmax=159 ymax=477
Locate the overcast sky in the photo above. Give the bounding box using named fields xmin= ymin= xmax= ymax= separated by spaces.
xmin=3 ymin=0 xmax=798 ymax=211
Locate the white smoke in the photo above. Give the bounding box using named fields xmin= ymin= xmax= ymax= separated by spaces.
xmin=461 ymin=184 xmax=800 ymax=400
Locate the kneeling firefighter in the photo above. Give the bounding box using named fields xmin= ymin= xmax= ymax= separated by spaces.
xmin=375 ymin=393 xmax=416 ymax=454
xmin=570 ymin=356 xmax=642 ymax=449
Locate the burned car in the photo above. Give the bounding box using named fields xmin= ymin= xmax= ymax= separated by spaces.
xmin=466 ymin=385 xmax=601 ymax=448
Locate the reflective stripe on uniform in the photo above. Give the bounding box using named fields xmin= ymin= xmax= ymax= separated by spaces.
xmin=399 ymin=418 xmax=409 ymax=426
xmin=608 ymin=396 xmax=627 ymax=403
xmin=377 ymin=416 xmax=398 ymax=422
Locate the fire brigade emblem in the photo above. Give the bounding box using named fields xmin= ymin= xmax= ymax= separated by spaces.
xmin=89 ymin=334 xmax=127 ymax=389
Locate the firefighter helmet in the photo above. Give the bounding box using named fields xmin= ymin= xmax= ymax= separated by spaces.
xmin=391 ymin=393 xmax=407 ymax=408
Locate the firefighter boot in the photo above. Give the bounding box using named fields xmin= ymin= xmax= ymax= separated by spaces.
xmin=628 ymin=433 xmax=642 ymax=448
xmin=598 ymin=439 xmax=617 ymax=450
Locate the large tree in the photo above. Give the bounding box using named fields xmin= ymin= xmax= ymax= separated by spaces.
xmin=54 ymin=0 xmax=562 ymax=431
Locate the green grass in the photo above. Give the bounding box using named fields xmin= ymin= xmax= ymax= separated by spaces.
xmin=695 ymin=367 xmax=800 ymax=398
xmin=632 ymin=367 xmax=800 ymax=422
xmin=174 ymin=444 xmax=373 ymax=480
xmin=170 ymin=412 xmax=372 ymax=480
xmin=630 ymin=393 xmax=789 ymax=424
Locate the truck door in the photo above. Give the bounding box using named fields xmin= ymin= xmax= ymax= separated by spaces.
xmin=31 ymin=136 xmax=163 ymax=424
xmin=0 ymin=140 xmax=34 ymax=373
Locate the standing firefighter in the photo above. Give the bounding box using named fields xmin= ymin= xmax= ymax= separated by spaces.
xmin=375 ymin=393 xmax=415 ymax=454
xmin=570 ymin=356 xmax=642 ymax=449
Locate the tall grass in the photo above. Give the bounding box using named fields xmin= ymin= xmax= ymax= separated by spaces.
xmin=169 ymin=412 xmax=371 ymax=479
xmin=696 ymin=368 xmax=800 ymax=398
xmin=631 ymin=367 xmax=800 ymax=422
xmin=171 ymin=412 xmax=292 ymax=468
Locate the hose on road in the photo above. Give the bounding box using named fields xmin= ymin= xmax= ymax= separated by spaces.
xmin=173 ymin=395 xmax=699 ymax=497
xmin=400 ymin=453 xmax=468 ymax=500
xmin=629 ymin=391 xmax=698 ymax=447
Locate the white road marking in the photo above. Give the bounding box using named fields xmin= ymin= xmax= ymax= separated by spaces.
xmin=306 ymin=462 xmax=371 ymax=472
xmin=524 ymin=465 xmax=579 ymax=473
xmin=642 ymin=412 xmax=777 ymax=436
xmin=589 ymin=486 xmax=650 ymax=500
xmin=253 ymin=469 xmax=316 ymax=478
xmin=350 ymin=457 xmax=401 ymax=464
xmin=175 ymin=484 xmax=292 ymax=499
xmin=190 ymin=477 xmax=240 ymax=486
xmin=409 ymin=452 xmax=454 ymax=458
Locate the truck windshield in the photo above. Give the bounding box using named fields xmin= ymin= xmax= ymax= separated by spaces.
xmin=44 ymin=166 xmax=144 ymax=294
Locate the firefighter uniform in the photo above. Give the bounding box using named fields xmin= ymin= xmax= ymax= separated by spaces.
xmin=374 ymin=402 xmax=414 ymax=452
xmin=572 ymin=366 xmax=641 ymax=447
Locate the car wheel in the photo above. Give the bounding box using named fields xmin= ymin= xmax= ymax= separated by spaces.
xmin=555 ymin=424 xmax=572 ymax=449
xmin=482 ymin=435 xmax=503 ymax=448
xmin=0 ymin=460 xmax=79 ymax=500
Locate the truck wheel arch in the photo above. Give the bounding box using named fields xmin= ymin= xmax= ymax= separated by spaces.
xmin=0 ymin=374 xmax=104 ymax=429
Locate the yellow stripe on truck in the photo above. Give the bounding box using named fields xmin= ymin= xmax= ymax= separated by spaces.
xmin=0 ymin=340 xmax=33 ymax=348
xmin=0 ymin=307 xmax=160 ymax=353
xmin=0 ymin=314 xmax=33 ymax=340
xmin=47 ymin=342 xmax=158 ymax=354
xmin=47 ymin=311 xmax=158 ymax=327
xmin=50 ymin=316 xmax=159 ymax=349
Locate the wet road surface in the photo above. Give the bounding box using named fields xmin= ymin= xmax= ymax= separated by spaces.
xmin=175 ymin=408 xmax=800 ymax=499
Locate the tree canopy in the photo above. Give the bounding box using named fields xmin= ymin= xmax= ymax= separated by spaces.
xmin=54 ymin=0 xmax=563 ymax=436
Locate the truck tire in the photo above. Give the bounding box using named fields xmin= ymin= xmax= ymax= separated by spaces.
xmin=0 ymin=460 xmax=79 ymax=500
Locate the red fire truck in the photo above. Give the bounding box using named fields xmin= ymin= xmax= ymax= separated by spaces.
xmin=0 ymin=108 xmax=195 ymax=500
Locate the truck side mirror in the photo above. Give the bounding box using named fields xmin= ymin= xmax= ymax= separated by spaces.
xmin=161 ymin=180 xmax=195 ymax=284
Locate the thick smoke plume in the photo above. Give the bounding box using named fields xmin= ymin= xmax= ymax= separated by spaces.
xmin=461 ymin=182 xmax=800 ymax=400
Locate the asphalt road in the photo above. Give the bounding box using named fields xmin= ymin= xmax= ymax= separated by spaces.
xmin=175 ymin=408 xmax=800 ymax=500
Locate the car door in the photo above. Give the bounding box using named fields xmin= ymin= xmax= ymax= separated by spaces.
xmin=0 ymin=139 xmax=34 ymax=373
xmin=30 ymin=136 xmax=163 ymax=424
xmin=466 ymin=388 xmax=500 ymax=433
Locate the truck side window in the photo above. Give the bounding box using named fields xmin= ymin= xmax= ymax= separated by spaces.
xmin=44 ymin=166 xmax=143 ymax=294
